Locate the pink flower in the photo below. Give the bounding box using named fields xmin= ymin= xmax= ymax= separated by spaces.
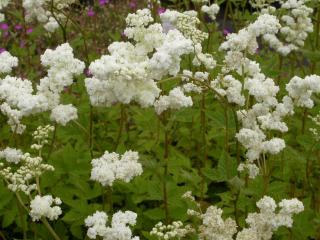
xmin=87 ymin=7 xmax=95 ymax=17
xmin=0 ymin=23 xmax=9 ymax=31
xmin=129 ymin=0 xmax=137 ymax=9
xmin=26 ymin=28 xmax=33 ymax=34
xmin=0 ymin=48 xmax=6 ymax=53
xmin=99 ymin=0 xmax=109 ymax=6
xmin=15 ymin=24 xmax=23 ymax=30
xmin=157 ymin=7 xmax=166 ymax=15
xmin=223 ymin=28 xmax=231 ymax=36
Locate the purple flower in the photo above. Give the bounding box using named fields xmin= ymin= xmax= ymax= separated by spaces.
xmin=99 ymin=0 xmax=109 ymax=6
xmin=129 ymin=0 xmax=137 ymax=9
xmin=87 ymin=7 xmax=95 ymax=17
xmin=26 ymin=28 xmax=33 ymax=34
xmin=157 ymin=7 xmax=166 ymax=15
xmin=15 ymin=24 xmax=23 ymax=30
xmin=0 ymin=48 xmax=6 ymax=53
xmin=223 ymin=28 xmax=231 ymax=36
xmin=0 ymin=23 xmax=9 ymax=31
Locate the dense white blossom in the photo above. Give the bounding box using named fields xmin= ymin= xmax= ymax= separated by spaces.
xmin=85 ymin=210 xmax=139 ymax=240
xmin=86 ymin=9 xmax=193 ymax=108
xmin=0 ymin=43 xmax=84 ymax=133
xmin=50 ymin=104 xmax=78 ymax=126
xmin=30 ymin=195 xmax=62 ymax=221
xmin=236 ymin=128 xmax=285 ymax=161
xmin=154 ymin=87 xmax=193 ymax=115
xmin=90 ymin=150 xmax=143 ymax=186
xmin=199 ymin=206 xmax=237 ymax=240
xmin=201 ymin=4 xmax=220 ymax=21
xmin=236 ymin=196 xmax=304 ymax=240
xmin=0 ymin=51 xmax=18 ymax=74
xmin=286 ymin=75 xmax=320 ymax=108
xmin=262 ymin=0 xmax=313 ymax=56
xmin=0 ymin=147 xmax=23 ymax=164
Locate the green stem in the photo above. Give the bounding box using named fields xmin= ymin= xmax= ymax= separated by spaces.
xmin=233 ymin=110 xmax=240 ymax=167
xmin=224 ymin=106 xmax=230 ymax=179
xmin=311 ymin=7 xmax=320 ymax=74
xmin=41 ymin=218 xmax=61 ymax=240
xmin=301 ymin=108 xmax=308 ymax=135
xmin=200 ymin=93 xmax=207 ymax=200
xmin=89 ymin=105 xmax=94 ymax=158
xmin=17 ymin=198 xmax=27 ymax=240
xmin=113 ymin=105 xmax=125 ymax=151
xmin=233 ymin=191 xmax=240 ymax=226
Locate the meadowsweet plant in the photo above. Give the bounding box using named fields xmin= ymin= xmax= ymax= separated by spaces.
xmin=0 ymin=0 xmax=319 ymax=239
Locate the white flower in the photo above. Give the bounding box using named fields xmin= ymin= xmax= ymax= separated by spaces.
xmin=154 ymin=87 xmax=193 ymax=115
xmin=90 ymin=150 xmax=143 ymax=187
xmin=50 ymin=104 xmax=78 ymax=126
xmin=238 ymin=161 xmax=259 ymax=179
xmin=262 ymin=138 xmax=285 ymax=155
xmin=199 ymin=206 xmax=237 ymax=240
xmin=0 ymin=51 xmax=18 ymax=73
xmin=85 ymin=210 xmax=139 ymax=240
xmin=0 ymin=147 xmax=23 ymax=164
xmin=29 ymin=195 xmax=62 ymax=221
xmin=286 ymin=75 xmax=320 ymax=108
xmin=238 ymin=196 xmax=304 ymax=240
xmin=201 ymin=4 xmax=220 ymax=21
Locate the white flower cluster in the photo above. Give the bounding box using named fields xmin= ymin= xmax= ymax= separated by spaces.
xmin=85 ymin=210 xmax=139 ymax=240
xmin=50 ymin=104 xmax=77 ymax=126
xmin=85 ymin=9 xmax=193 ymax=108
xmin=160 ymin=9 xmax=208 ymax=44
xmin=236 ymin=128 xmax=285 ymax=161
xmin=150 ymin=221 xmax=194 ymax=239
xmin=262 ymin=0 xmax=313 ymax=56
xmin=0 ymin=147 xmax=23 ymax=164
xmin=0 ymin=152 xmax=54 ymax=194
xmin=237 ymin=160 xmax=260 ymax=179
xmin=286 ymin=75 xmax=320 ymax=109
xmin=184 ymin=192 xmax=303 ymax=239
xmin=22 ymin=0 xmax=76 ymax=32
xmin=0 ymin=51 xmax=18 ymax=74
xmin=0 ymin=43 xmax=84 ymax=133
xmin=29 ymin=195 xmax=62 ymax=221
xmin=198 ymin=206 xmax=237 ymax=240
xmin=160 ymin=9 xmax=216 ymax=71
xmin=90 ymin=150 xmax=143 ymax=187
xmin=216 ymin=11 xmax=314 ymax=177
xmin=217 ymin=13 xmax=293 ymax=176
xmin=0 ymin=126 xmax=54 ymax=194
xmin=220 ymin=13 xmax=280 ymax=72
xmin=201 ymin=4 xmax=220 ymax=21
xmin=236 ymin=196 xmax=304 ymax=240
xmin=31 ymin=125 xmax=54 ymax=151
xmin=154 ymin=87 xmax=193 ymax=115
xmin=211 ymin=75 xmax=245 ymax=106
